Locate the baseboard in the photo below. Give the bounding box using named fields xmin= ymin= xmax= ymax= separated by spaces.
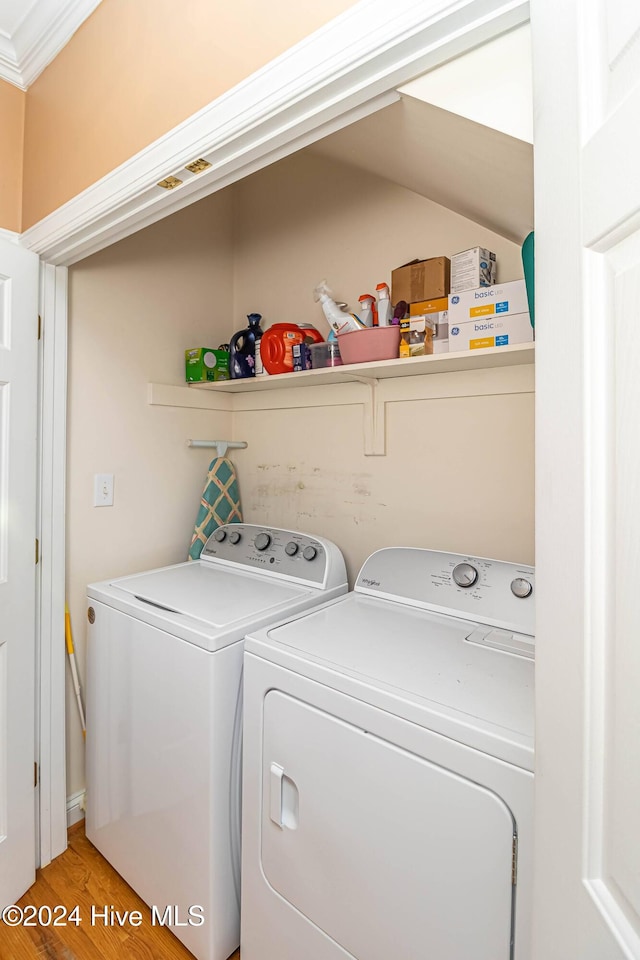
xmin=66 ymin=790 xmax=86 ymax=827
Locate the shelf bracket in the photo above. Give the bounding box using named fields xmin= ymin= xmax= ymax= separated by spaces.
xmin=351 ymin=376 xmax=385 ymax=456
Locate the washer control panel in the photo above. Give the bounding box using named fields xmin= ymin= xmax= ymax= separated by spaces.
xmin=356 ymin=547 xmax=535 ymax=637
xmin=201 ymin=523 xmax=332 ymax=585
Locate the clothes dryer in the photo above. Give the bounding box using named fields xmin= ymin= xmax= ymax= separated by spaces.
xmin=241 ymin=547 xmax=535 ymax=960
xmin=86 ymin=523 xmax=347 ymax=960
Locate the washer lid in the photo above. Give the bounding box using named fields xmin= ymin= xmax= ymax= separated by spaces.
xmin=111 ymin=562 xmax=307 ymax=627
xmin=249 ymin=592 xmax=534 ymax=767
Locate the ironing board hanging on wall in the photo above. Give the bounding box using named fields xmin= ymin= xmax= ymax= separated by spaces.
xmin=189 ymin=455 xmax=242 ymax=560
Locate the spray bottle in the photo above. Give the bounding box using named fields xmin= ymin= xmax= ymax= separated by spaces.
xmin=376 ymin=283 xmax=393 ymax=327
xmin=358 ymin=294 xmax=377 ymax=327
xmin=313 ymin=281 xmax=365 ymax=336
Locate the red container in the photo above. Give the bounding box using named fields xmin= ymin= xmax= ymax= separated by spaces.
xmin=260 ymin=324 xmax=323 ymax=375
xmin=337 ymin=326 xmax=401 ymax=365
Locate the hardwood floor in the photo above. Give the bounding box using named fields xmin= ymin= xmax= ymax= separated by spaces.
xmin=1 ymin=822 xmax=240 ymax=960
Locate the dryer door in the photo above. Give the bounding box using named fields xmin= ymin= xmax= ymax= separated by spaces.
xmin=262 ymin=690 xmax=516 ymax=960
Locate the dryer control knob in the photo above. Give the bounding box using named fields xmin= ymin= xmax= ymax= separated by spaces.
xmin=285 ymin=541 xmax=299 ymax=556
xmin=214 ymin=528 xmax=227 ymax=542
xmin=452 ymin=562 xmax=478 ymax=588
xmin=511 ymin=577 xmax=533 ymax=598
xmin=228 ymin=530 xmax=242 ymax=545
xmin=255 ymin=532 xmax=271 ymax=551
xmin=302 ymin=545 xmax=318 ymax=561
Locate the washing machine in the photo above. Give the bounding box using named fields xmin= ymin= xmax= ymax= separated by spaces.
xmin=85 ymin=523 xmax=347 ymax=960
xmin=241 ymin=547 xmax=535 ymax=960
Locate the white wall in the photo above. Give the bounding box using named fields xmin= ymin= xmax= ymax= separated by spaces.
xmin=399 ymin=24 xmax=533 ymax=143
xmin=232 ymin=151 xmax=533 ymax=583
xmin=232 ymin=150 xmax=525 ymax=331
xmin=65 ymin=191 xmax=235 ymax=796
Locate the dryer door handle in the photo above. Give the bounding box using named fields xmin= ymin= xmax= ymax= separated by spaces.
xmin=269 ymin=762 xmax=299 ymax=829
xmin=270 ymin=762 xmax=285 ymax=826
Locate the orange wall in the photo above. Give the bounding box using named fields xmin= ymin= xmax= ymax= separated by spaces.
xmin=22 ymin=0 xmax=359 ymax=230
xmin=0 ymin=79 xmax=25 ymax=232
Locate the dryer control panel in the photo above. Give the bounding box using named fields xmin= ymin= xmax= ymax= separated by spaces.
xmin=356 ymin=548 xmax=535 ymax=638
xmin=200 ymin=523 xmax=346 ymax=589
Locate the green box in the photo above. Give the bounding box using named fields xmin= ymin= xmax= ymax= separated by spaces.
xmin=185 ymin=348 xmax=230 ymax=382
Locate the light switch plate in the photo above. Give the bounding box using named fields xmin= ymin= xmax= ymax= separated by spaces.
xmin=94 ymin=473 xmax=114 ymax=507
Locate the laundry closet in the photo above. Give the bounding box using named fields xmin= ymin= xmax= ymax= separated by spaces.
xmin=64 ymin=26 xmax=535 ymax=804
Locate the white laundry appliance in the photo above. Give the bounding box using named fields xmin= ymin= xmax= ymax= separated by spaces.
xmin=85 ymin=523 xmax=347 ymax=960
xmin=241 ymin=547 xmax=535 ymax=960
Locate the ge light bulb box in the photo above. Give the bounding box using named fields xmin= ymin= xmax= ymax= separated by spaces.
xmin=448 ymin=279 xmax=528 ymax=323
xmin=449 ymin=312 xmax=533 ymax=351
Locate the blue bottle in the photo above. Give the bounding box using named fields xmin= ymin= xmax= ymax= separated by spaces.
xmin=229 ymin=313 xmax=263 ymax=379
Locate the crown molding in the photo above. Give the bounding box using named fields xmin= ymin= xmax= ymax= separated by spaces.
xmin=21 ymin=0 xmax=529 ymax=265
xmin=0 ymin=227 xmax=20 ymax=243
xmin=0 ymin=0 xmax=101 ymax=90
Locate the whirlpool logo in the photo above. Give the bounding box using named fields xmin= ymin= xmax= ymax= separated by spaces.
xmin=360 ymin=577 xmax=381 ymax=587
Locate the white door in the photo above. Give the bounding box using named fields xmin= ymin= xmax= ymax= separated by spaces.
xmin=262 ymin=691 xmax=516 ymax=960
xmin=0 ymin=234 xmax=39 ymax=906
xmin=533 ymin=1 xmax=640 ymax=958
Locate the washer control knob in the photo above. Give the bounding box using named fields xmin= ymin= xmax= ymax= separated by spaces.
xmin=228 ymin=530 xmax=242 ymax=545
xmin=285 ymin=541 xmax=299 ymax=557
xmin=511 ymin=577 xmax=533 ymax=599
xmin=302 ymin=545 xmax=318 ymax=561
xmin=214 ymin=528 xmax=227 ymax=542
xmin=452 ymin=562 xmax=478 ymax=588
xmin=255 ymin=532 xmax=271 ymax=551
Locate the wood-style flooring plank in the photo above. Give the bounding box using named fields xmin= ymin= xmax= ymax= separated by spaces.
xmin=0 ymin=822 xmax=241 ymax=960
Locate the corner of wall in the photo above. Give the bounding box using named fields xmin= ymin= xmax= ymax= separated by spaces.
xmin=0 ymin=79 xmax=26 ymax=233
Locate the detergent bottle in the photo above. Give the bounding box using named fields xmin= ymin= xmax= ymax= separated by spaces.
xmin=229 ymin=313 xmax=263 ymax=379
xmin=260 ymin=324 xmax=324 ymax=375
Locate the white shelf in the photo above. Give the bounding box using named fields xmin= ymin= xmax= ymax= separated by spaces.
xmin=189 ymin=342 xmax=534 ymax=393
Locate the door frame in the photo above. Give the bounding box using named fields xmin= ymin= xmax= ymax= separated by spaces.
xmin=23 ymin=0 xmax=530 ymax=863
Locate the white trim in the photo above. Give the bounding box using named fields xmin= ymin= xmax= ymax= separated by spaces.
xmin=0 ymin=227 xmax=20 ymax=243
xmin=147 ymin=383 xmax=233 ymax=412
xmin=37 ymin=263 xmax=69 ymax=866
xmin=21 ymin=0 xmax=529 ymax=265
xmin=31 ymin=0 xmax=530 ymax=869
xmin=0 ymin=36 xmax=26 ymax=89
xmin=66 ymin=790 xmax=86 ymax=829
xmin=0 ymin=0 xmax=102 ymax=90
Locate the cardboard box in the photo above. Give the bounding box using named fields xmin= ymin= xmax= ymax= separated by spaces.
xmin=185 ymin=348 xmax=230 ymax=382
xmin=399 ymin=315 xmax=436 ymax=358
xmin=292 ymin=342 xmax=312 ymax=372
xmin=448 ymin=312 xmax=533 ymax=351
xmin=450 ymin=246 xmax=497 ymax=293
xmin=391 ymin=257 xmax=450 ymax=305
xmin=409 ymin=296 xmax=448 ymax=316
xmin=448 ymin=279 xmax=529 ymax=325
xmin=409 ymin=296 xmax=448 ymax=345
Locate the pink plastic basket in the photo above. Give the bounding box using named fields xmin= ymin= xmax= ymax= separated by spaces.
xmin=337 ymin=326 xmax=401 ymax=365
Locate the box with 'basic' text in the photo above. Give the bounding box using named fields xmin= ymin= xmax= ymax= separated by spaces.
xmin=448 ymin=279 xmax=528 ymax=324
xmin=448 ymin=312 xmax=533 ymax=351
